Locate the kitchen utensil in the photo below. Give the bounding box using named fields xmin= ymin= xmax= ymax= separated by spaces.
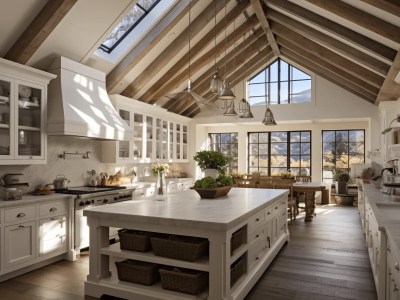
xmin=4 ymin=173 xmax=24 ymax=185
xmin=87 ymin=170 xmax=97 ymax=186
xmin=5 ymin=188 xmax=22 ymax=200
xmin=100 ymin=172 xmax=109 ymax=186
xmin=53 ymin=174 xmax=70 ymax=190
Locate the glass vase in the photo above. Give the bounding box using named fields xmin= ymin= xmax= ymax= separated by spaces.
xmin=156 ymin=171 xmax=167 ymax=200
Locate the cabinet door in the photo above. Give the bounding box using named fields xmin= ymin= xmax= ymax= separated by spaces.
xmin=118 ymin=109 xmax=131 ymax=160
xmin=145 ymin=116 xmax=154 ymax=160
xmin=176 ymin=124 xmax=181 ymax=160
xmin=14 ymin=80 xmax=45 ymax=160
xmin=155 ymin=118 xmax=163 ymax=159
xmin=0 ymin=74 xmax=14 ymax=159
xmin=168 ymin=122 xmax=174 ymax=160
xmin=133 ymin=113 xmax=144 ymax=160
xmin=182 ymin=125 xmax=188 ymax=160
xmin=4 ymin=221 xmax=37 ymax=269
xmin=39 ymin=215 xmax=67 ymax=256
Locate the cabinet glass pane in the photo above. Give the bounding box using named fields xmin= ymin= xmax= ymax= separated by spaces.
xmin=0 ymin=128 xmax=10 ymax=155
xmin=18 ymin=85 xmax=41 ymax=128
xmin=119 ymin=109 xmax=130 ymax=125
xmin=133 ymin=141 xmax=141 ymax=159
xmin=18 ymin=129 xmax=41 ymax=156
xmin=0 ymin=78 xmax=11 ymax=155
xmin=146 ymin=141 xmax=153 ymax=158
xmin=183 ymin=145 xmax=187 ymax=159
xmin=119 ymin=141 xmax=129 ymax=158
xmin=146 ymin=116 xmax=153 ymax=140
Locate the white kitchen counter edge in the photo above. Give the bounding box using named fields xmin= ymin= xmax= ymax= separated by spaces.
xmin=0 ymin=193 xmax=72 ymax=207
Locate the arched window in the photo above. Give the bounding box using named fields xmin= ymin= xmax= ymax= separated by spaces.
xmin=248 ymin=58 xmax=311 ymax=106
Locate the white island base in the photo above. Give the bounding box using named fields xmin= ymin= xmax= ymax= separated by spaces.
xmin=84 ymin=188 xmax=289 ymax=300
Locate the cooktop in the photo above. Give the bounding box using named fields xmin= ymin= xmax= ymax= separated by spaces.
xmin=55 ymin=186 xmax=126 ymax=195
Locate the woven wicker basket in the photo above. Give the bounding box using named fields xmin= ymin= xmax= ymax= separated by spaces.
xmin=115 ymin=259 xmax=160 ymax=286
xmin=150 ymin=234 xmax=208 ymax=262
xmin=230 ymin=255 xmax=246 ymax=287
xmin=159 ymin=267 xmax=208 ymax=295
xmin=118 ymin=229 xmax=153 ymax=252
xmin=231 ymin=226 xmax=247 ymax=254
xmin=192 ymin=186 xmax=232 ymax=199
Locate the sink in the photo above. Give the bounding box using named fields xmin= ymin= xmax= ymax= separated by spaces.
xmin=375 ymin=203 xmax=400 ymax=221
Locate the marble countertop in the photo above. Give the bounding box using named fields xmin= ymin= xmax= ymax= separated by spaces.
xmin=0 ymin=193 xmax=72 ymax=208
xmin=362 ymin=182 xmax=400 ymax=250
xmin=83 ymin=188 xmax=288 ymax=231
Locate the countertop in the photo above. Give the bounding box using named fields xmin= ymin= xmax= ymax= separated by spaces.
xmin=0 ymin=193 xmax=72 ymax=208
xmin=362 ymin=182 xmax=400 ymax=251
xmin=83 ymin=188 xmax=288 ymax=231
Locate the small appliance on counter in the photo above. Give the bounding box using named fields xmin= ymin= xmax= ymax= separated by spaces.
xmin=1 ymin=173 xmax=29 ymax=197
xmin=53 ymin=174 xmax=70 ymax=191
xmin=4 ymin=188 xmax=22 ymax=200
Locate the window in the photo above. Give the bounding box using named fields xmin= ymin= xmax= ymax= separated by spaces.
xmin=322 ymin=130 xmax=365 ymax=182
xmin=99 ymin=0 xmax=161 ymax=53
xmin=248 ymin=58 xmax=311 ymax=106
xmin=209 ymin=133 xmax=238 ymax=173
xmin=248 ymin=131 xmax=311 ymax=176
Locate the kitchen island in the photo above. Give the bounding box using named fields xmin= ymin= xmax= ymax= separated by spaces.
xmin=84 ymin=188 xmax=289 ymax=300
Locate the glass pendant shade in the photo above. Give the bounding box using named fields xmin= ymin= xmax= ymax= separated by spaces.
xmin=239 ymin=98 xmax=254 ymax=118
xmin=210 ymin=70 xmax=223 ymax=95
xmin=262 ymin=107 xmax=277 ymax=125
xmin=223 ymin=100 xmax=238 ymax=116
xmin=218 ymin=79 xmax=235 ymax=100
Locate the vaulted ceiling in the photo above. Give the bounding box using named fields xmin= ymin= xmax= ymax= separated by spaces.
xmin=1 ymin=0 xmax=400 ymax=118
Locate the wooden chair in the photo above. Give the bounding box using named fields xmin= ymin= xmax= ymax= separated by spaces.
xmin=273 ymin=179 xmax=297 ymax=224
xmin=258 ymin=177 xmax=274 ymax=188
xmin=236 ymin=178 xmax=257 ymax=188
xmin=294 ymin=176 xmax=311 ymax=213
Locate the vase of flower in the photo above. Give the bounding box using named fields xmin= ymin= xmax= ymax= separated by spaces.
xmin=156 ymin=170 xmax=167 ymax=200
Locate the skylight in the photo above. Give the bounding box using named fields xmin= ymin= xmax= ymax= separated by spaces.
xmin=99 ymin=0 xmax=161 ymax=54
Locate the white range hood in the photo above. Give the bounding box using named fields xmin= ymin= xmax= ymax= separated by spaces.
xmin=47 ymin=57 xmax=133 ymax=141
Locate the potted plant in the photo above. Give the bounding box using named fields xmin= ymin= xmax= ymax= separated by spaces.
xmin=193 ymin=150 xmax=230 ymax=178
xmin=192 ymin=175 xmax=234 ymax=198
xmin=333 ymin=169 xmax=350 ymax=195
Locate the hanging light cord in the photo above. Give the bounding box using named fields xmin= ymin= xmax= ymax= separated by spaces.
xmin=244 ymin=25 xmax=252 ymax=101
xmin=242 ymin=32 xmax=246 ymax=97
xmin=232 ymin=19 xmax=236 ymax=95
xmin=188 ymin=0 xmax=191 ymax=81
xmin=224 ymin=0 xmax=228 ymax=79
xmin=214 ymin=0 xmax=217 ymax=70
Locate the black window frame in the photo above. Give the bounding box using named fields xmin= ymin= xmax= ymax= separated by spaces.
xmin=99 ymin=0 xmax=161 ymax=54
xmin=247 ymin=131 xmax=312 ymax=176
xmin=209 ymin=133 xmax=238 ymax=173
xmin=321 ymin=129 xmax=366 ymax=182
xmin=248 ymin=58 xmax=312 ymax=105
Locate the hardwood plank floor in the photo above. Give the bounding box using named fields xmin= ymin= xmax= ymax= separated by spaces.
xmin=0 ymin=205 xmax=377 ymax=300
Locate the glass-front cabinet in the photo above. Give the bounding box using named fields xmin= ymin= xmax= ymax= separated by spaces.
xmin=102 ymin=95 xmax=190 ymax=163
xmin=0 ymin=58 xmax=55 ymax=164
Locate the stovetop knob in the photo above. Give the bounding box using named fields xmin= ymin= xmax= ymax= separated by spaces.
xmin=79 ymin=201 xmax=85 ymax=206
xmin=103 ymin=199 xmax=108 ymax=203
xmin=85 ymin=200 xmax=90 ymax=205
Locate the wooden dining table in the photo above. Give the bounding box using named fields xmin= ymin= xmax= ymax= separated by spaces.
xmin=293 ymin=182 xmax=329 ymax=222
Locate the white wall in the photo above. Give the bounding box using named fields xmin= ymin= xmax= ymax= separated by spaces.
xmin=190 ymin=73 xmax=380 ymax=181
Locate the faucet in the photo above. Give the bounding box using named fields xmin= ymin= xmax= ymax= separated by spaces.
xmin=141 ymin=166 xmax=151 ymax=181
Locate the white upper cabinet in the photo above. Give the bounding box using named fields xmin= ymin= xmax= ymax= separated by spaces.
xmin=101 ymin=95 xmax=190 ymax=163
xmin=0 ymin=58 xmax=56 ymax=165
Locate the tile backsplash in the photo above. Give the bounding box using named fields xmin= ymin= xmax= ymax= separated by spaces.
xmin=0 ymin=136 xmax=190 ymax=196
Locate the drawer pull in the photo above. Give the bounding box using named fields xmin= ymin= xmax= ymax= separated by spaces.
xmin=395 ymin=284 xmax=399 ymax=293
xmin=255 ymin=256 xmax=259 ymax=261
xmin=256 ymin=234 xmax=259 ymax=238
xmin=388 ymin=247 xmax=391 ymax=252
xmin=256 ymin=218 xmax=260 ymax=222
xmin=17 ymin=212 xmax=26 ymax=218
xmin=49 ymin=207 xmax=58 ymax=212
xmin=18 ymin=225 xmax=25 ymax=228
xmin=275 ymin=207 xmax=278 ymax=210
xmin=267 ymin=236 xmax=271 ymax=248
xmin=395 ymin=262 xmax=399 ymax=271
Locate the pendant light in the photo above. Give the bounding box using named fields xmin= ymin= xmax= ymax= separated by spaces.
xmin=262 ymin=86 xmax=277 ymax=126
xmin=239 ymin=31 xmax=254 ymax=119
xmin=223 ymin=18 xmax=237 ymax=116
xmin=218 ymin=0 xmax=235 ymax=100
xmin=210 ymin=0 xmax=223 ymax=95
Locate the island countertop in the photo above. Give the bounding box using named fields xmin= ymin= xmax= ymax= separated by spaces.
xmin=83 ymin=188 xmax=288 ymax=231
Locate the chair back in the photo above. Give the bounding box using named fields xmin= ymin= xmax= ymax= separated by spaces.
xmin=258 ymin=177 xmax=274 ymax=188
xmin=294 ymin=175 xmax=311 ymax=183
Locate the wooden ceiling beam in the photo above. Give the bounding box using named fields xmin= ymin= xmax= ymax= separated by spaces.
xmin=183 ymin=46 xmax=273 ymax=117
xmin=267 ymin=8 xmax=389 ymax=77
xmin=121 ymin=0 xmax=234 ymax=98
xmin=271 ymin=22 xmax=384 ymax=89
xmin=142 ymin=4 xmax=255 ymax=104
xmin=305 ymin=0 xmax=400 ymax=44
xmin=250 ymin=0 xmax=280 ymax=56
xmin=106 ymin=0 xmax=199 ymax=94
xmin=276 ymin=37 xmax=380 ymax=97
xmin=360 ymin=0 xmax=400 ymax=17
xmin=4 ymin=0 xmax=77 ymax=64
xmin=169 ymin=36 xmax=269 ymax=114
xmin=267 ymin=0 xmax=396 ymax=62
xmin=376 ymin=50 xmax=400 ymax=103
xmin=282 ymin=48 xmax=376 ymax=104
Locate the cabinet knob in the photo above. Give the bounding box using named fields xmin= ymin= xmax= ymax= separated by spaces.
xmin=267 ymin=212 xmax=271 ymax=215
xmin=388 ymin=247 xmax=391 ymax=252
xmin=18 ymin=225 xmax=25 ymax=228
xmin=17 ymin=212 xmax=26 ymax=218
xmin=256 ymin=218 xmax=260 ymax=222
xmin=256 ymin=234 xmax=259 ymax=238
xmin=49 ymin=207 xmax=57 ymax=212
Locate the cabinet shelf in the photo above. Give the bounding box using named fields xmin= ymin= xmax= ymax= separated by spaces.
xmin=101 ymin=243 xmax=210 ymax=272
xmin=18 ymin=125 xmax=41 ymax=131
xmin=230 ymin=244 xmax=248 ymax=264
xmin=0 ymin=95 xmax=9 ymax=103
xmin=0 ymin=123 xmax=10 ymax=129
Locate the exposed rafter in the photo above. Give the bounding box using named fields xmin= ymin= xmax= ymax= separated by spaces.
xmin=376 ymin=50 xmax=400 ymax=103
xmin=360 ymin=0 xmax=400 ymax=17
xmin=4 ymin=0 xmax=77 ymax=64
xmin=250 ymin=0 xmax=280 ymax=57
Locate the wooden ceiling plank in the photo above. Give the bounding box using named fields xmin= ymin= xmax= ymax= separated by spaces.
xmin=142 ymin=7 xmax=256 ymax=103
xmin=267 ymin=0 xmax=396 ymax=62
xmin=272 ymin=22 xmax=384 ymax=89
xmin=250 ymin=0 xmax=280 ymax=56
xmin=4 ymin=0 xmax=77 ymax=64
xmin=106 ymin=0 xmax=199 ymax=94
xmin=360 ymin=0 xmax=400 ymax=17
xmin=305 ymin=0 xmax=400 ymax=44
xmin=184 ymin=47 xmax=274 ymax=116
xmin=282 ymin=48 xmax=376 ymax=103
xmin=376 ymin=50 xmax=400 ymax=103
xmin=267 ymin=8 xmax=389 ymax=77
xmin=121 ymin=0 xmax=236 ymax=98
xmin=276 ymin=37 xmax=380 ymax=96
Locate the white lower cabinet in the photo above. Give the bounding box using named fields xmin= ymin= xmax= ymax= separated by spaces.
xmin=39 ymin=215 xmax=67 ymax=257
xmin=387 ymin=235 xmax=400 ymax=300
xmin=4 ymin=221 xmax=37 ymax=269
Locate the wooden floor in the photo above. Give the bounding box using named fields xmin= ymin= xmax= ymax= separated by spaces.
xmin=0 ymin=205 xmax=377 ymax=300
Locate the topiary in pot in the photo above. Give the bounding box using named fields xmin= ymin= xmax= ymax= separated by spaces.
xmin=193 ymin=150 xmax=231 ymax=177
xmin=333 ymin=169 xmax=350 ymax=195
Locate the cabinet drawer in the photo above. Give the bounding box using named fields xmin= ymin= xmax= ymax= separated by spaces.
xmin=248 ymin=210 xmax=266 ymax=233
xmin=388 ymin=236 xmax=400 ymax=283
xmin=248 ymin=239 xmax=266 ymax=268
xmin=39 ymin=200 xmax=67 ymax=217
xmin=249 ymin=228 xmax=265 ymax=246
xmin=5 ymin=205 xmax=36 ymax=223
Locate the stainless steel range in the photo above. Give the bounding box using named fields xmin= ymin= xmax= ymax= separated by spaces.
xmin=56 ymin=186 xmax=134 ymax=254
